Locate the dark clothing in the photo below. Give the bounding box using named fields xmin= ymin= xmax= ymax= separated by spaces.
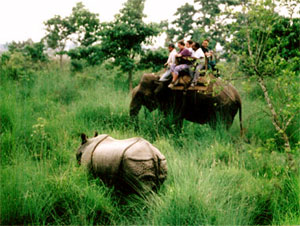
xmin=201 ymin=46 xmax=216 ymax=71
xmin=176 ymin=48 xmax=192 ymax=65
xmin=201 ymin=46 xmax=209 ymax=54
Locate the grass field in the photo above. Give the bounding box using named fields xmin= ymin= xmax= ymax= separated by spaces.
xmin=1 ymin=61 xmax=299 ymax=225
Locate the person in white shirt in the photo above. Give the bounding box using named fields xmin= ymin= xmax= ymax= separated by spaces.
xmin=190 ymin=42 xmax=206 ymax=87
xmin=186 ymin=40 xmax=194 ymax=56
xmin=159 ymin=44 xmax=177 ymax=82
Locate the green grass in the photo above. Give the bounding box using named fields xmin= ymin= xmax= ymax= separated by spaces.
xmin=0 ymin=61 xmax=299 ymax=225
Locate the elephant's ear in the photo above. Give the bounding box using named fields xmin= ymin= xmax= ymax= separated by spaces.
xmin=94 ymin=131 xmax=98 ymax=137
xmin=81 ymin=133 xmax=88 ymax=145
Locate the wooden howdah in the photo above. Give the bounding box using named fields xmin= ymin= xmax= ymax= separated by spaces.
xmin=170 ymin=73 xmax=216 ymax=92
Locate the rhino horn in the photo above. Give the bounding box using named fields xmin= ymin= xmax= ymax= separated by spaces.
xmin=81 ymin=133 xmax=88 ymax=144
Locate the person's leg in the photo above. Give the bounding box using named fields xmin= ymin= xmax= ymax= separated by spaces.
xmin=169 ymin=65 xmax=188 ymax=88
xmin=169 ymin=65 xmax=181 ymax=88
xmin=191 ymin=63 xmax=204 ymax=86
xmin=159 ymin=68 xmax=172 ymax=82
xmin=174 ymin=64 xmax=189 ymax=82
xmin=170 ymin=71 xmax=178 ymax=83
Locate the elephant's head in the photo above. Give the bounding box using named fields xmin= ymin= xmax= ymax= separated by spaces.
xmin=130 ymin=73 xmax=161 ymax=117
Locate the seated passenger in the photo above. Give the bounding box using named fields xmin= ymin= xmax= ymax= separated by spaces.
xmin=159 ymin=43 xmax=177 ymax=82
xmin=186 ymin=40 xmax=194 ymax=55
xmin=201 ymin=39 xmax=216 ymax=71
xmin=168 ymin=40 xmax=192 ymax=88
xmin=190 ymin=42 xmax=205 ymax=87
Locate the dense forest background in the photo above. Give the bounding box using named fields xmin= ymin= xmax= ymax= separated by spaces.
xmin=0 ymin=0 xmax=299 ymax=225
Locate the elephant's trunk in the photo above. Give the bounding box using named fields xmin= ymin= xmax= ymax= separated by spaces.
xmin=130 ymin=86 xmax=142 ymax=118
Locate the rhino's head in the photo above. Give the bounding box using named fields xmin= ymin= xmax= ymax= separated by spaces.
xmin=76 ymin=132 xmax=98 ymax=165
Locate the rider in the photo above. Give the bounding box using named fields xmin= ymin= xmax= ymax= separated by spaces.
xmin=201 ymin=39 xmax=216 ymax=71
xmin=186 ymin=40 xmax=194 ymax=55
xmin=168 ymin=40 xmax=192 ymax=88
xmin=159 ymin=43 xmax=177 ymax=82
xmin=190 ymin=42 xmax=205 ymax=87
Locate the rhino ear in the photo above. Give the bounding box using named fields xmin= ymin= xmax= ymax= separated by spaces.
xmin=94 ymin=131 xmax=98 ymax=137
xmin=81 ymin=133 xmax=87 ymax=145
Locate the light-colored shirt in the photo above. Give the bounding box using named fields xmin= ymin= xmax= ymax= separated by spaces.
xmin=192 ymin=48 xmax=205 ymax=59
xmin=188 ymin=47 xmax=194 ymax=56
xmin=166 ymin=48 xmax=177 ymax=67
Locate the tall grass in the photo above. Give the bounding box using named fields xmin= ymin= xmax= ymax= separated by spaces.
xmin=0 ymin=62 xmax=299 ymax=225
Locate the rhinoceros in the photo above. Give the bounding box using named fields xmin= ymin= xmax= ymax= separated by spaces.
xmin=76 ymin=133 xmax=167 ymax=194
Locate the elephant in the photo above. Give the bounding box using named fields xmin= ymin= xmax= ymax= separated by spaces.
xmin=76 ymin=132 xmax=167 ymax=194
xmin=130 ymin=73 xmax=243 ymax=132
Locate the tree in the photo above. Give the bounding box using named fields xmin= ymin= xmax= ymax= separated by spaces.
xmin=44 ymin=2 xmax=100 ymax=67
xmin=99 ymin=0 xmax=160 ymax=90
xmin=193 ymin=0 xmax=240 ymax=46
xmin=44 ymin=15 xmax=73 ymax=67
xmin=69 ymin=2 xmax=100 ymax=46
xmin=167 ymin=3 xmax=196 ymax=42
xmin=230 ymin=0 xmax=300 ymax=157
xmin=166 ymin=0 xmax=240 ymax=50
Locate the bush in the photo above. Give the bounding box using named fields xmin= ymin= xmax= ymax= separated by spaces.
xmin=0 ymin=52 xmax=34 ymax=80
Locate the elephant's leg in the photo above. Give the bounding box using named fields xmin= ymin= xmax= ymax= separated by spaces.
xmin=225 ymin=116 xmax=234 ymax=130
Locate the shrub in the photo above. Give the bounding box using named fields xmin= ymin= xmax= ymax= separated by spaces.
xmin=0 ymin=52 xmax=34 ymax=80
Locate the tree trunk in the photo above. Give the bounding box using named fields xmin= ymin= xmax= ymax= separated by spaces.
xmin=59 ymin=55 xmax=63 ymax=70
xmin=257 ymin=77 xmax=291 ymax=151
xmin=128 ymin=70 xmax=133 ymax=91
xmin=257 ymin=76 xmax=294 ymax=168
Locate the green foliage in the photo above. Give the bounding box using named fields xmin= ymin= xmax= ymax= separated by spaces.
xmin=98 ymin=0 xmax=160 ymax=89
xmin=226 ymin=0 xmax=300 ymax=151
xmin=138 ymin=48 xmax=167 ymax=72
xmin=0 ymin=161 xmax=116 ymax=225
xmin=99 ymin=0 xmax=160 ymax=70
xmin=44 ymin=1 xmax=100 ymax=58
xmin=68 ymin=45 xmax=104 ymax=69
xmin=229 ymin=3 xmax=300 ymax=71
xmin=166 ymin=3 xmax=196 ymax=41
xmin=44 ymin=15 xmax=73 ymax=55
xmin=167 ymin=0 xmax=240 ymax=46
xmin=268 ymin=17 xmax=300 ymax=60
xmin=0 ymin=52 xmax=34 ymax=80
xmin=7 ymin=40 xmax=48 ymax=62
xmin=0 ymin=40 xmax=48 ymax=81
xmin=0 ymin=21 xmax=299 ymax=225
xmin=68 ymin=2 xmax=100 ymax=46
xmin=23 ymin=42 xmax=48 ymax=62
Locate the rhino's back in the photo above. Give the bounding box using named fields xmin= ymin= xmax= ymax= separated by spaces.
xmin=91 ymin=137 xmax=142 ymax=176
xmin=123 ymin=140 xmax=167 ymax=188
xmin=92 ymin=137 xmax=167 ymax=186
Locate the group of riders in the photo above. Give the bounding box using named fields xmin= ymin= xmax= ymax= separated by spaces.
xmin=159 ymin=39 xmax=216 ymax=88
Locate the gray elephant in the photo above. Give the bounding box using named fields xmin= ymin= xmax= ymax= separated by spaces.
xmin=76 ymin=133 xmax=167 ymax=194
xmin=130 ymin=73 xmax=243 ymax=132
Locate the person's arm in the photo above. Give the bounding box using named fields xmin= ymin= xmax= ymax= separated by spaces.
xmin=165 ymin=53 xmax=172 ymax=66
xmin=170 ymin=51 xmax=177 ymax=65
